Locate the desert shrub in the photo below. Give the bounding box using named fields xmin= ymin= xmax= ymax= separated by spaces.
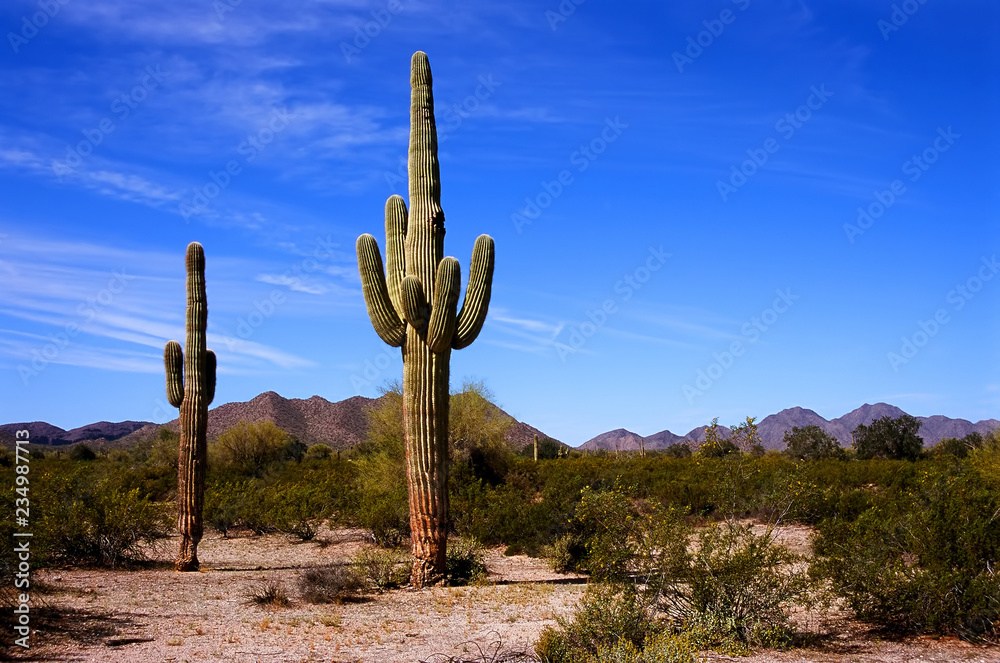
xmin=812 ymin=463 xmax=1000 ymax=640
xmin=35 ymin=468 xmax=171 ymax=567
xmin=572 ymin=486 xmax=639 ymax=581
xmin=449 ymin=381 xmax=516 ymax=485
xmin=356 ymin=479 xmax=409 ymax=547
xmin=782 ymin=425 xmax=845 ymax=461
xmin=353 ymin=546 xmax=409 ymax=591
xmin=298 ymin=564 xmax=366 ymax=603
xmin=270 ymin=483 xmax=331 ymax=541
xmin=353 ymin=389 xmax=411 ymax=546
xmin=662 ymin=443 xmax=692 ymax=459
xmin=304 ymin=443 xmax=333 ymax=460
xmin=68 ymin=443 xmax=96 ymax=461
xmin=932 ymin=432 xmax=984 ymax=459
xmin=697 ymin=418 xmax=739 ymax=458
xmin=143 ymin=427 xmax=180 ymax=472
xmin=651 ymin=520 xmax=812 ymax=649
xmin=698 ymin=438 xmax=739 ymax=458
xmin=585 ymin=632 xmax=697 ymax=663
xmin=852 ymin=414 xmax=923 ymax=461
xmin=210 ymin=420 xmax=298 ymax=477
xmin=541 ymin=534 xmax=586 ymax=574
xmin=535 ymin=583 xmax=654 ymax=662
xmin=446 ymin=536 xmax=488 ymax=585
xmin=248 ymin=578 xmax=290 ymax=607
xmin=519 ymin=436 xmax=564 ymax=460
xmin=204 ymin=480 xmax=246 ymax=536
xmin=450 ymin=471 xmax=560 ymax=555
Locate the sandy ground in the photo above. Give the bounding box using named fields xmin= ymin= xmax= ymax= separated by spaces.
xmin=5 ymin=525 xmax=999 ymax=663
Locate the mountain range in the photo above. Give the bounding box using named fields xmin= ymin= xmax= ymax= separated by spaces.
xmin=3 ymin=396 xmax=996 ymax=453
xmin=1 ymin=391 xmax=553 ymax=452
xmin=579 ymin=403 xmax=1000 ymax=452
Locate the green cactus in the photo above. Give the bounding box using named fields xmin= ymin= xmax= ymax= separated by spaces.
xmin=164 ymin=242 xmax=216 ymax=572
xmin=357 ymin=52 xmax=495 ymax=587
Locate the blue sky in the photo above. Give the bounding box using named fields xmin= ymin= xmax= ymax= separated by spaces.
xmin=1 ymin=0 xmax=997 ymax=444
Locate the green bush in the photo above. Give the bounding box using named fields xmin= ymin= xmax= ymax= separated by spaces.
xmin=35 ymin=467 xmax=171 ymax=567
xmin=852 ymin=414 xmax=923 ymax=461
xmin=210 ymin=420 xmax=299 ymax=477
xmin=204 ymin=479 xmax=247 ymax=536
xmin=541 ymin=534 xmax=586 ymax=574
xmin=68 ymin=443 xmax=97 ymax=461
xmin=353 ymin=546 xmax=409 ymax=591
xmin=271 ymin=483 xmax=331 ymax=541
xmin=662 ymin=443 xmax=692 ymax=459
xmin=812 ymin=463 xmax=1000 ymax=640
xmin=783 ymin=425 xmax=845 ymax=461
xmin=572 ymin=486 xmax=641 ymax=581
xmin=651 ymin=520 xmax=811 ymax=649
xmin=356 ymin=482 xmax=409 ymax=547
xmin=446 ymin=536 xmax=488 ymax=585
xmin=304 ymin=443 xmax=334 ymax=460
xmin=535 ymin=583 xmax=654 ymax=662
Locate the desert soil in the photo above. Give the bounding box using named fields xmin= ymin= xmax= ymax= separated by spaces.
xmin=6 ymin=525 xmax=999 ymax=663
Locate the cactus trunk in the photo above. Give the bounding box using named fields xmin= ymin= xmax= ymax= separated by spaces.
xmin=403 ymin=345 xmax=450 ymax=584
xmin=357 ymin=52 xmax=495 ymax=587
xmin=164 ymin=242 xmax=216 ymax=572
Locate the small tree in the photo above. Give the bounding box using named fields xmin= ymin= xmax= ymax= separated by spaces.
xmin=933 ymin=432 xmax=984 ymax=459
xmin=663 ymin=442 xmax=693 ymax=458
xmin=211 ymin=420 xmax=296 ymax=476
xmin=783 ymin=425 xmax=845 ymax=461
xmin=729 ymin=416 xmax=766 ymax=457
xmin=304 ymin=443 xmax=333 ymax=461
xmin=449 ymin=379 xmax=514 ymax=484
xmin=852 ymin=415 xmax=923 ymax=461
xmin=69 ymin=443 xmax=97 ymax=461
xmin=698 ymin=418 xmax=739 ymax=458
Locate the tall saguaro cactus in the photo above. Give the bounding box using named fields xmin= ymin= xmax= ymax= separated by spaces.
xmin=164 ymin=242 xmax=216 ymax=572
xmin=357 ymin=52 xmax=495 ymax=587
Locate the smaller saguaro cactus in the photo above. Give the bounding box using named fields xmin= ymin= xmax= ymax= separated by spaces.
xmin=534 ymin=434 xmax=539 ymax=462
xmin=164 ymin=242 xmax=216 ymax=572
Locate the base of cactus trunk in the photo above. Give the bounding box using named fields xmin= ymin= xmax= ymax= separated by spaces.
xmin=410 ymin=558 xmax=445 ymax=588
xmin=175 ymin=536 xmax=200 ymax=572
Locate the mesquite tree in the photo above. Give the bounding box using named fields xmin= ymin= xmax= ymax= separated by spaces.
xmin=164 ymin=242 xmax=216 ymax=572
xmin=357 ymin=52 xmax=495 ymax=586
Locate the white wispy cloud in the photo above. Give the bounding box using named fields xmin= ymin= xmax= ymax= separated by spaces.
xmin=0 ymin=233 xmax=318 ymax=375
xmin=256 ymin=273 xmax=328 ymax=295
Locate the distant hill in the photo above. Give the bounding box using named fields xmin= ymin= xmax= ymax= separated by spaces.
xmin=579 ymin=428 xmax=647 ymax=452
xmin=0 ymin=420 xmax=152 ymax=446
xmin=3 ymin=391 xmax=561 ymax=453
xmin=579 ymin=403 xmax=999 ymax=451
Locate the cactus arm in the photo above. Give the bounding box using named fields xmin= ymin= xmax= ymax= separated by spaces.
xmin=205 ymin=349 xmax=216 ymax=405
xmin=427 ymin=257 xmax=461 ymax=353
xmin=357 ymin=234 xmax=405 ymax=347
xmin=400 ymin=275 xmax=429 ymax=329
xmin=385 ymin=195 xmax=408 ymax=319
xmin=453 ymin=234 xmax=495 ymax=350
xmin=164 ymin=341 xmax=184 ymax=407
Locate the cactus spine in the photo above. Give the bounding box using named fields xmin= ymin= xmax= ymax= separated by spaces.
xmin=357 ymin=52 xmax=495 ymax=587
xmin=164 ymin=242 xmax=216 ymax=572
